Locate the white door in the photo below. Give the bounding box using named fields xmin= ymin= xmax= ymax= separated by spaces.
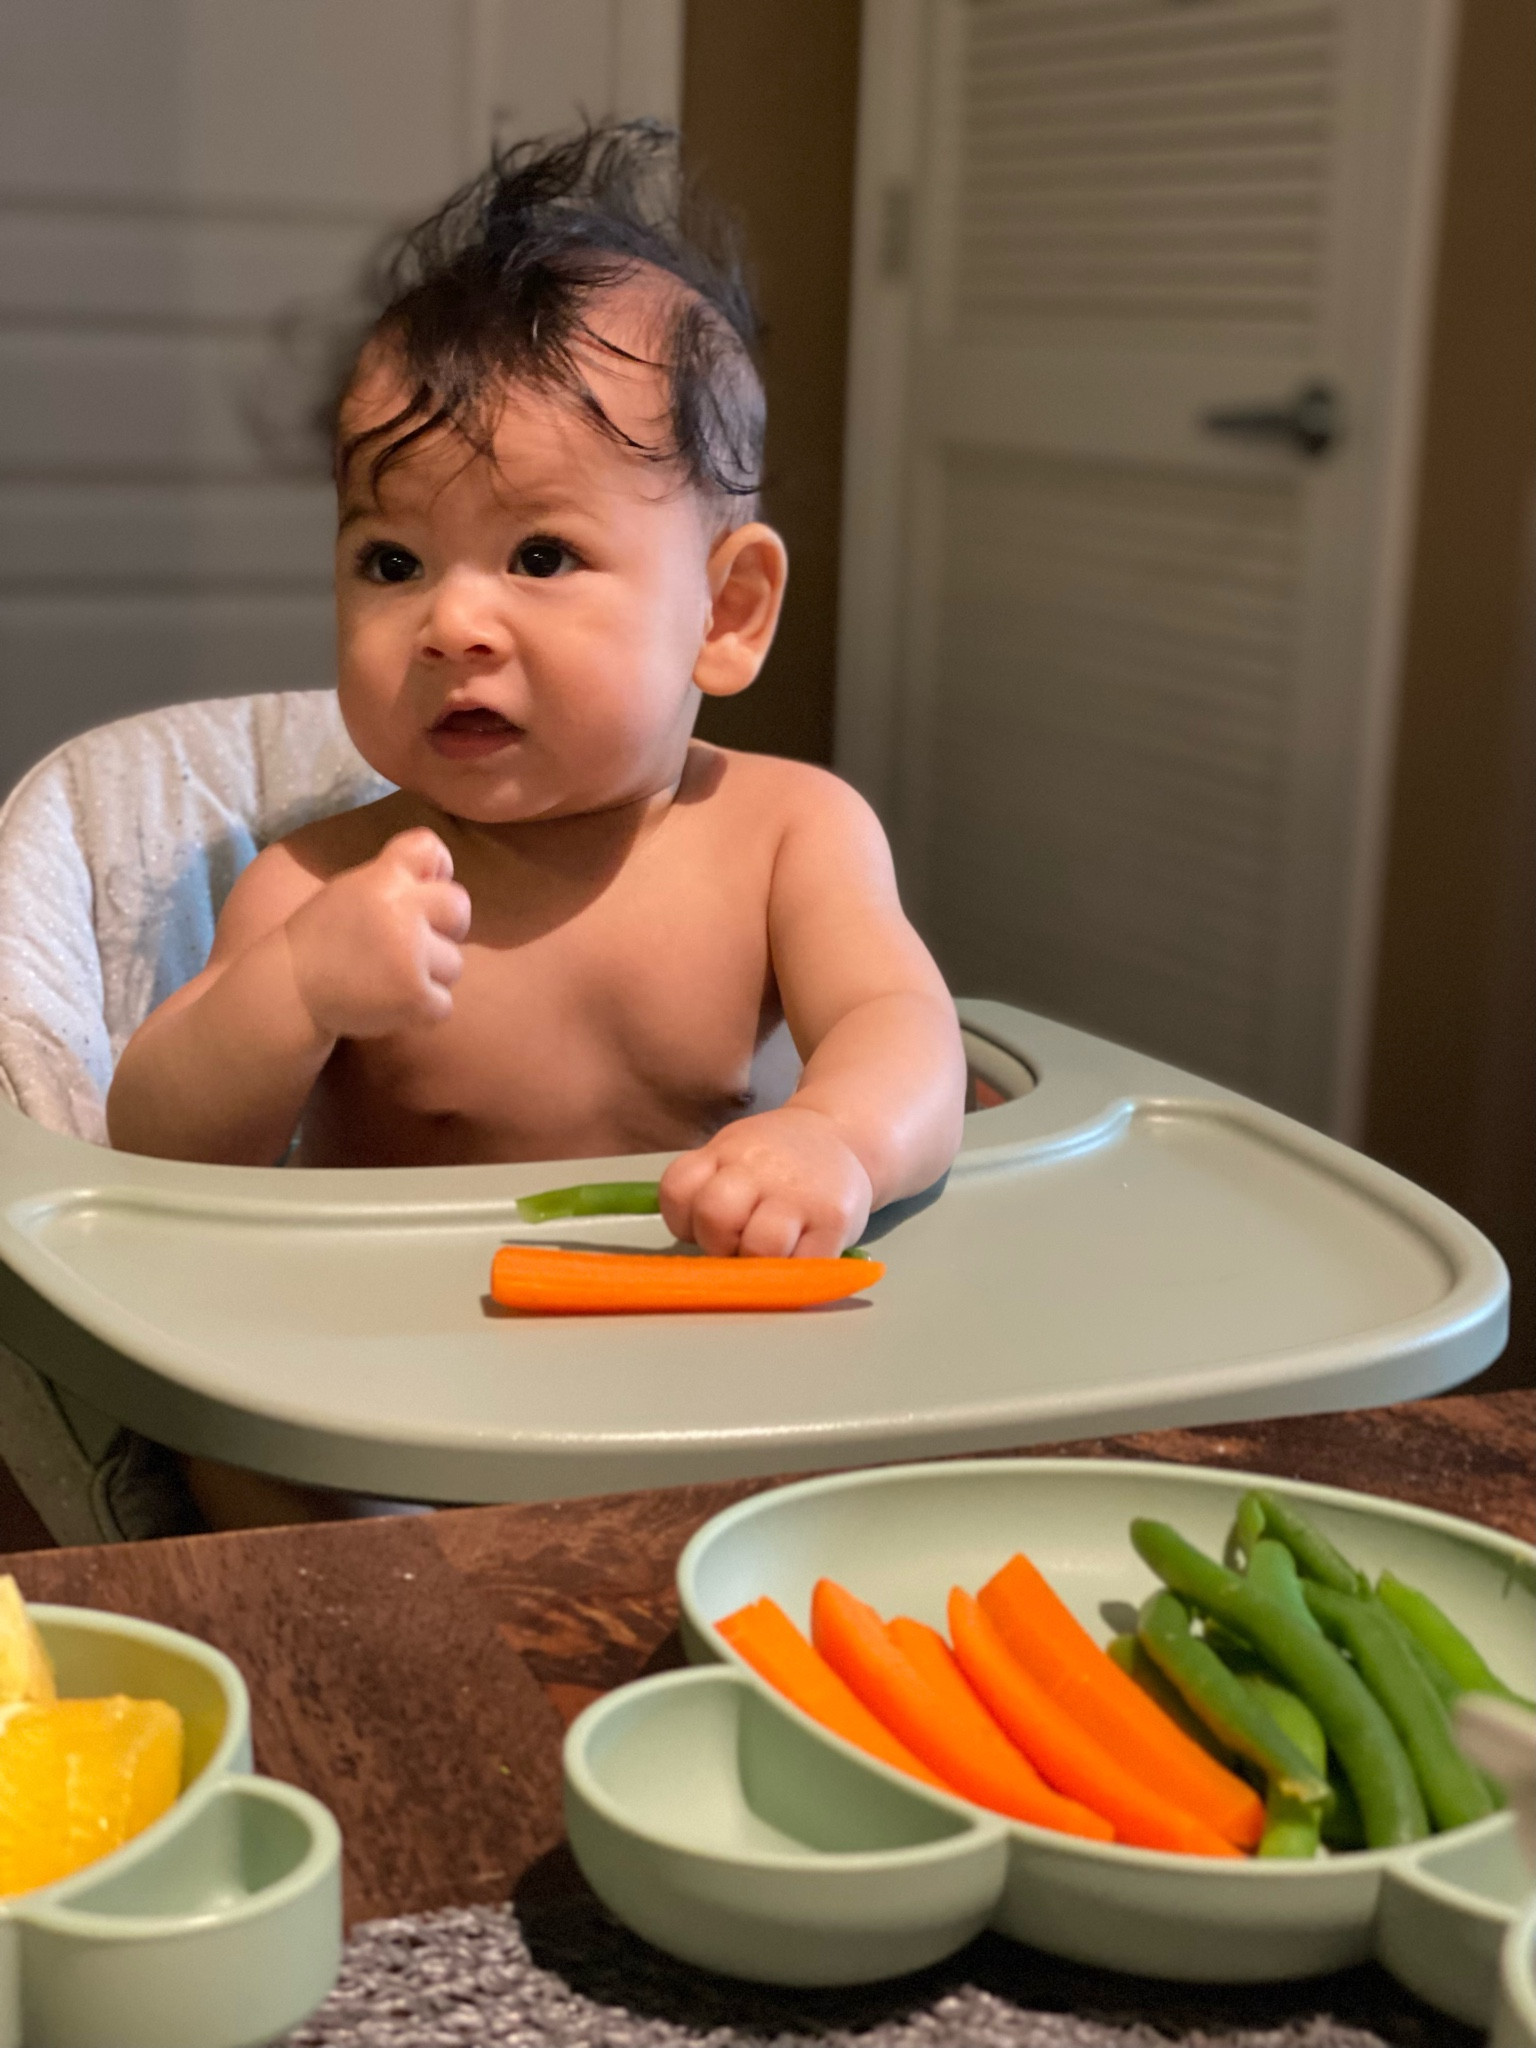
xmin=0 ymin=0 xmax=681 ymax=796
xmin=836 ymin=0 xmax=1458 ymax=1135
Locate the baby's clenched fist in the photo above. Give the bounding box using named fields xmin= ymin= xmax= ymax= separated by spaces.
xmin=659 ymin=1105 xmax=874 ymax=1258
xmin=284 ymin=827 xmax=471 ymax=1042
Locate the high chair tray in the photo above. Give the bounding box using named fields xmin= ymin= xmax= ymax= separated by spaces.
xmin=0 ymin=1002 xmax=1508 ymax=1503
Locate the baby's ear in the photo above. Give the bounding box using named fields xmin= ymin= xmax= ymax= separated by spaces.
xmin=694 ymin=522 xmax=788 ymax=698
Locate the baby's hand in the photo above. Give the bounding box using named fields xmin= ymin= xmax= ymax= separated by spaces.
xmin=659 ymin=1106 xmax=874 ymax=1258
xmin=285 ymin=828 xmax=471 ymax=1041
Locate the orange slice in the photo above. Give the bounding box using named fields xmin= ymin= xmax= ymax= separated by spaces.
xmin=0 ymin=1695 xmax=183 ymax=1895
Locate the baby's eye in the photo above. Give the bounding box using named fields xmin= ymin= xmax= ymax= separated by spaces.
xmin=357 ymin=542 xmax=422 ymax=585
xmin=510 ymin=536 xmax=578 ymax=579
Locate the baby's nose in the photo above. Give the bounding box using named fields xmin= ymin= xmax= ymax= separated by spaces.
xmin=418 ymin=573 xmax=511 ymax=661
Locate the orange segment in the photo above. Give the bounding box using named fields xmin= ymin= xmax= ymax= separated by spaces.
xmin=0 ymin=1696 xmax=184 ymax=1895
xmin=0 ymin=1575 xmax=56 ymax=1705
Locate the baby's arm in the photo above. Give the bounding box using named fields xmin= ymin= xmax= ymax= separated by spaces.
xmin=106 ymin=827 xmax=470 ymax=1163
xmin=660 ymin=774 xmax=966 ymax=1256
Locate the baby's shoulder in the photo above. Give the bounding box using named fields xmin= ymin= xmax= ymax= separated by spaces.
xmin=686 ymin=744 xmax=877 ymax=836
xmin=272 ymin=790 xmax=418 ymax=879
xmin=211 ymin=794 xmax=415 ymax=953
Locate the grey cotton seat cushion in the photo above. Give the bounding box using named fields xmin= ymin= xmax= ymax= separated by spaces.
xmin=0 ymin=690 xmax=388 ymax=1143
xmin=0 ymin=692 xmax=389 ymax=1540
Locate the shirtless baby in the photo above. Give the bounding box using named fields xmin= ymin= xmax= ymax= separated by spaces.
xmin=108 ymin=124 xmax=966 ymax=1278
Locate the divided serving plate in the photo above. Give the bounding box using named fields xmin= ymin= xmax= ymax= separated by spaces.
xmin=1 ymin=1607 xmax=341 ymax=2048
xmin=565 ymin=1459 xmax=1535 ymax=2026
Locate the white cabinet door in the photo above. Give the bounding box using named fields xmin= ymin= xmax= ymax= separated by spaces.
xmin=0 ymin=0 xmax=681 ymax=794
xmin=837 ymin=0 xmax=1457 ymax=1134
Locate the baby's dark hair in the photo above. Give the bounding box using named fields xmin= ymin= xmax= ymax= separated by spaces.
xmin=337 ymin=121 xmax=765 ymax=521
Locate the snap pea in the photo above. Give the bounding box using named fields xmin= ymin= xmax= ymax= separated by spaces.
xmin=1302 ymin=1583 xmax=1495 ymax=1833
xmin=1106 ymin=1633 xmax=1237 ymax=1762
xmin=514 ymin=1181 xmax=662 ymax=1223
xmin=1321 ymin=1763 xmax=1365 ymax=1850
xmin=1376 ymin=1572 xmax=1535 ymax=1710
xmin=1375 ymin=1601 xmax=1462 ymax=1707
xmin=1226 ymin=1493 xmax=1267 ymax=1571
xmin=1236 ymin=1672 xmax=1328 ymax=1859
xmin=1246 ymin=1539 xmax=1324 ymax=1634
xmin=1248 ymin=1492 xmax=1369 ymax=1597
xmin=1130 ymin=1519 xmax=1428 ymax=1846
xmin=1137 ymin=1592 xmax=1330 ymax=1806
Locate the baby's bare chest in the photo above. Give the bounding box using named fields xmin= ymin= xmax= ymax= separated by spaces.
xmin=310 ymin=845 xmax=779 ymax=1161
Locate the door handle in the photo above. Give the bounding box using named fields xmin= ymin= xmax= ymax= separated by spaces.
xmin=1202 ymin=380 xmax=1339 ymax=457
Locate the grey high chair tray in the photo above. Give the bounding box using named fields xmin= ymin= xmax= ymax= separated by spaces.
xmin=0 ymin=1002 xmax=1507 ymax=1504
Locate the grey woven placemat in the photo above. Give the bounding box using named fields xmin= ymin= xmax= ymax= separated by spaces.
xmin=280 ymin=1850 xmax=1464 ymax=2048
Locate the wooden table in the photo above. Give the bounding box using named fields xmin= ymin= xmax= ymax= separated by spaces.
xmin=4 ymin=1390 xmax=1532 ymax=2043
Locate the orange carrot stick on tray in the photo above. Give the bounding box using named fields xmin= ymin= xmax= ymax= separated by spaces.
xmin=489 ymin=1246 xmax=884 ymax=1315
xmin=717 ymin=1598 xmax=951 ymax=1791
xmin=811 ymin=1579 xmax=1113 ymax=1840
xmin=979 ymin=1554 xmax=1265 ymax=1851
xmin=946 ymin=1590 xmax=1241 ymax=1858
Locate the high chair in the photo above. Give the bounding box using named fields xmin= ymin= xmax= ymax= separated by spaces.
xmin=0 ymin=696 xmax=1508 ymax=1543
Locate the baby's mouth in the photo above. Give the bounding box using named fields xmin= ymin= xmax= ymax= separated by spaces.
xmin=427 ymin=706 xmax=523 ymax=760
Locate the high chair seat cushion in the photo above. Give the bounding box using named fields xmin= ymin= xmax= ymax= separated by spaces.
xmin=0 ymin=692 xmax=389 ymax=1143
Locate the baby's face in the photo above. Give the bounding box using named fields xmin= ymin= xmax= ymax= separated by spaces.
xmin=334 ymin=335 xmax=724 ymax=826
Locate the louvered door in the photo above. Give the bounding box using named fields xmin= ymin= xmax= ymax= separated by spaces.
xmin=837 ymin=0 xmax=1458 ymax=1134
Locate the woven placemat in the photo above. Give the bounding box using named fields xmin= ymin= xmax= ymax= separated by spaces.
xmin=280 ymin=1848 xmax=1468 ymax=2048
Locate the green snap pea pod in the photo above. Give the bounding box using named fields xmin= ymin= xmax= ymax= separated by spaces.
xmin=1246 ymin=1539 xmax=1324 ymax=1634
xmin=1302 ymin=1583 xmax=1495 ymax=1833
xmin=1237 ymin=1672 xmax=1328 ymax=1859
xmin=1130 ymin=1519 xmax=1428 ymax=1847
xmin=514 ymin=1181 xmax=662 ymax=1223
xmin=1107 ymin=1632 xmax=1243 ymax=1763
xmin=1321 ymin=1763 xmax=1365 ymax=1850
xmin=1249 ymin=1492 xmax=1368 ymax=1596
xmin=1137 ymin=1593 xmax=1330 ymax=1805
xmin=1376 ymin=1572 xmax=1536 ymax=1709
xmin=1374 ymin=1600 xmax=1462 ymax=1706
xmin=1226 ymin=1493 xmax=1268 ymax=1570
xmin=1201 ymin=1622 xmax=1267 ymax=1676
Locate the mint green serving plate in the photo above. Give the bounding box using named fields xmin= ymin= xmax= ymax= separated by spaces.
xmin=1 ymin=1606 xmax=341 ymax=2048
xmin=1495 ymin=1897 xmax=1536 ymax=2048
xmin=563 ymin=1460 xmax=1535 ymax=2024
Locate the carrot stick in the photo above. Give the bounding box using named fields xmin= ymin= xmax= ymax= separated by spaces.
xmin=489 ymin=1245 xmax=884 ymax=1315
xmin=717 ymin=1598 xmax=951 ymax=1791
xmin=884 ymin=1615 xmax=1116 ymax=1841
xmin=946 ymin=1590 xmax=1241 ymax=1857
xmin=811 ymin=1580 xmax=1113 ymax=1839
xmin=979 ymin=1554 xmax=1265 ymax=1850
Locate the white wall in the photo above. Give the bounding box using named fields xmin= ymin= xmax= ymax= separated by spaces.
xmin=0 ymin=0 xmax=682 ymax=793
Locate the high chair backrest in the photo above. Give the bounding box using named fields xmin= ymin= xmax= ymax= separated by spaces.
xmin=0 ymin=692 xmax=389 ymax=1144
xmin=0 ymin=692 xmax=389 ymax=1543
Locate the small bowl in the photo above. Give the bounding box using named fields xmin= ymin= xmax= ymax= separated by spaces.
xmin=557 ymin=1457 xmax=1536 ymax=2018
xmin=564 ymin=1664 xmax=1007 ymax=1985
xmin=2 ymin=1605 xmax=342 ymax=2048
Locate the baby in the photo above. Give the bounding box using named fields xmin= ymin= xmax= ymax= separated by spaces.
xmin=108 ymin=124 xmax=966 ymax=1270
